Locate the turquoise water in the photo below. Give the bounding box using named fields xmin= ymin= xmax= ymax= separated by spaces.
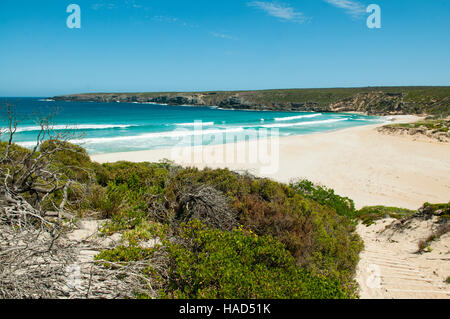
xmin=1 ymin=98 xmax=385 ymax=155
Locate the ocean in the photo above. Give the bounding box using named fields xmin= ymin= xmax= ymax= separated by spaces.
xmin=0 ymin=97 xmax=385 ymax=155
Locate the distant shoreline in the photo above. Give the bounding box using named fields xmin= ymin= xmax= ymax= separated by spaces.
xmin=52 ymin=86 xmax=450 ymax=117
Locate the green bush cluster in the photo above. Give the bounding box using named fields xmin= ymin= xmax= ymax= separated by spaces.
xmin=164 ymin=220 xmax=349 ymax=299
xmin=40 ymin=140 xmax=93 ymax=183
xmin=2 ymin=141 xmax=364 ymax=299
xmin=89 ymin=165 xmax=362 ymax=297
xmin=122 ymin=220 xmax=167 ymax=246
xmin=95 ymin=245 xmax=156 ymax=263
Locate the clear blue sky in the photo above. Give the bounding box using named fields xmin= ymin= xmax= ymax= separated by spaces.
xmin=0 ymin=0 xmax=449 ymax=96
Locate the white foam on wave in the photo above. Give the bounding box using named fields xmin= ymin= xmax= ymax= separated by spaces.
xmin=274 ymin=113 xmax=322 ymax=122
xmin=69 ymin=127 xmax=246 ymax=145
xmin=174 ymin=122 xmax=215 ymax=127
xmin=12 ymin=124 xmax=137 ymax=133
xmin=15 ymin=127 xmax=244 ymax=148
xmin=261 ymin=118 xmax=347 ymax=128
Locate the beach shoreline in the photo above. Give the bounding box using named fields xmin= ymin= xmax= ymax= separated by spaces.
xmin=91 ymin=115 xmax=450 ymax=210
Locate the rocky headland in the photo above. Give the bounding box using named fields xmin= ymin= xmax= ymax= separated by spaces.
xmin=53 ymin=86 xmax=450 ymax=116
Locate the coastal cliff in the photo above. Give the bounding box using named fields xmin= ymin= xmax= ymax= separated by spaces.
xmin=53 ymin=86 xmax=450 ymax=116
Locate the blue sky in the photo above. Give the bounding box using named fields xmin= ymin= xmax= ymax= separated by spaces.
xmin=0 ymin=0 xmax=449 ymax=96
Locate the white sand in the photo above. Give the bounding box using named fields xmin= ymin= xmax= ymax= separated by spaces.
xmin=92 ymin=115 xmax=450 ymax=210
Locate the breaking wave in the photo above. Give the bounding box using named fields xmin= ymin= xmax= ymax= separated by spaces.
xmin=274 ymin=113 xmax=322 ymax=122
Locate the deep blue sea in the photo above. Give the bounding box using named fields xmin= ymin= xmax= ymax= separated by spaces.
xmin=1 ymin=97 xmax=385 ymax=155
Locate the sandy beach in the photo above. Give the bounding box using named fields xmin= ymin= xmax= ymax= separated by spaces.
xmin=92 ymin=115 xmax=450 ymax=210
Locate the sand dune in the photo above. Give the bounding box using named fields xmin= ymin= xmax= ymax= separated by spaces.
xmin=356 ymin=217 xmax=450 ymax=299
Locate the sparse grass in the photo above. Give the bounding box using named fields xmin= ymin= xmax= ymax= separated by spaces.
xmin=356 ymin=206 xmax=416 ymax=226
xmin=385 ymin=119 xmax=449 ymax=133
xmin=417 ymin=222 xmax=450 ymax=253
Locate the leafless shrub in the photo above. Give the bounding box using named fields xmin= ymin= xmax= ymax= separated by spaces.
xmin=0 ymin=102 xmax=88 ymax=215
xmin=0 ymin=103 xmax=163 ymax=299
xmin=0 ymin=223 xmax=76 ymax=298
xmin=175 ymin=184 xmax=237 ymax=231
xmin=0 ymin=221 xmax=166 ymax=299
xmin=67 ymin=247 xmax=167 ymax=299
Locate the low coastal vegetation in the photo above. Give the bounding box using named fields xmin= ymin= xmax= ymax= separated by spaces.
xmin=355 ymin=206 xmax=416 ymax=226
xmin=356 ymin=203 xmax=449 ymax=228
xmin=0 ymin=127 xmax=364 ymax=298
xmin=83 ymin=159 xmax=364 ymax=298
xmin=54 ymin=86 xmax=450 ymax=117
xmin=290 ymin=180 xmax=356 ymax=219
xmin=400 ymin=119 xmax=449 ymax=133
xmin=366 ymin=201 xmax=450 ymax=255
xmin=379 ymin=118 xmax=450 ymax=142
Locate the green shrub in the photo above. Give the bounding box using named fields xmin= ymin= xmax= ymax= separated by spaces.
xmin=356 ymin=206 xmax=416 ymax=226
xmin=122 ymin=220 xmax=167 ymax=246
xmin=290 ymin=180 xmax=356 ymax=219
xmin=165 ymin=220 xmax=349 ymax=299
xmin=0 ymin=142 xmax=35 ymax=185
xmin=99 ymin=161 xmax=171 ymax=191
xmin=40 ymin=140 xmax=94 ymax=182
xmin=82 ymin=182 xmax=126 ymax=218
xmin=95 ymin=246 xmax=155 ymax=263
xmin=50 ymin=162 xmax=362 ymax=295
xmin=100 ymin=208 xmax=149 ymax=235
xmin=0 ymin=141 xmax=33 ymax=161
